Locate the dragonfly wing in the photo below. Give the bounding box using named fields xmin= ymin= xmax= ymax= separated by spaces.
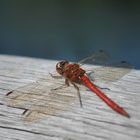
xmin=78 ymin=50 xmax=133 ymax=83
xmin=4 ymin=80 xmax=77 ymax=122
xmin=89 ymin=61 xmax=133 ymax=83
xmin=78 ymin=50 xmax=110 ymax=65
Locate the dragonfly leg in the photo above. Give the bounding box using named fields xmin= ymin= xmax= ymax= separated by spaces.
xmin=51 ymin=79 xmax=70 ymax=91
xmin=86 ymin=71 xmax=95 ymax=82
xmin=71 ymin=82 xmax=83 ymax=107
xmin=51 ymin=84 xmax=68 ymax=91
xmin=86 ymin=70 xmax=94 ymax=75
xmin=94 ymin=84 xmax=110 ymax=90
xmin=22 ymin=109 xmax=29 ymax=115
xmin=65 ymin=78 xmax=70 ymax=86
xmin=49 ymin=73 xmax=63 ymax=79
xmin=6 ymin=90 xmax=14 ymax=96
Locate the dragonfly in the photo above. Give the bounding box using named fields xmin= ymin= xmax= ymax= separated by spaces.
xmin=4 ymin=50 xmax=132 ymax=122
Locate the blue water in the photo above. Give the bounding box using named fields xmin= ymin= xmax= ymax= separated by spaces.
xmin=0 ymin=1 xmax=140 ymax=68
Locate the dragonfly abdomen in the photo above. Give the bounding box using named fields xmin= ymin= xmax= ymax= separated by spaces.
xmin=81 ymin=75 xmax=130 ymax=118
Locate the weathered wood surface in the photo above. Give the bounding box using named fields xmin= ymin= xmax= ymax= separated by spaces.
xmin=0 ymin=55 xmax=140 ymax=140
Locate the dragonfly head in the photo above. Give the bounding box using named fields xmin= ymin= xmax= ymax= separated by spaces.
xmin=56 ymin=60 xmax=69 ymax=75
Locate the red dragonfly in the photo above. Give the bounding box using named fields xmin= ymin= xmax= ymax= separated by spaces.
xmin=4 ymin=50 xmax=132 ymax=122
xmin=50 ymin=50 xmax=132 ymax=118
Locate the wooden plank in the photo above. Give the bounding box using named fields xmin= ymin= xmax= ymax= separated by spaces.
xmin=0 ymin=54 xmax=140 ymax=140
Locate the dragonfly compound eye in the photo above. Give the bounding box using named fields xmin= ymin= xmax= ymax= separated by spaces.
xmin=56 ymin=60 xmax=69 ymax=75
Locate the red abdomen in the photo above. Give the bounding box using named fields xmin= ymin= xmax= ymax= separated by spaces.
xmin=81 ymin=75 xmax=130 ymax=118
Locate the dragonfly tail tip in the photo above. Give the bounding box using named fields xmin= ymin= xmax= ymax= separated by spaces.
xmin=126 ymin=114 xmax=131 ymax=118
xmin=121 ymin=109 xmax=130 ymax=118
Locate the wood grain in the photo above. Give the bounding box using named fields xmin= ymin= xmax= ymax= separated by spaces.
xmin=0 ymin=55 xmax=140 ymax=140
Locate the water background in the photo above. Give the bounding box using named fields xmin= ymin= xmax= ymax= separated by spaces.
xmin=0 ymin=1 xmax=140 ymax=68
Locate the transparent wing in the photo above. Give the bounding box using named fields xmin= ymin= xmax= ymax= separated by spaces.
xmin=78 ymin=50 xmax=133 ymax=83
xmin=88 ymin=61 xmax=133 ymax=83
xmin=4 ymin=79 xmax=77 ymax=123
xmin=78 ymin=50 xmax=110 ymax=65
